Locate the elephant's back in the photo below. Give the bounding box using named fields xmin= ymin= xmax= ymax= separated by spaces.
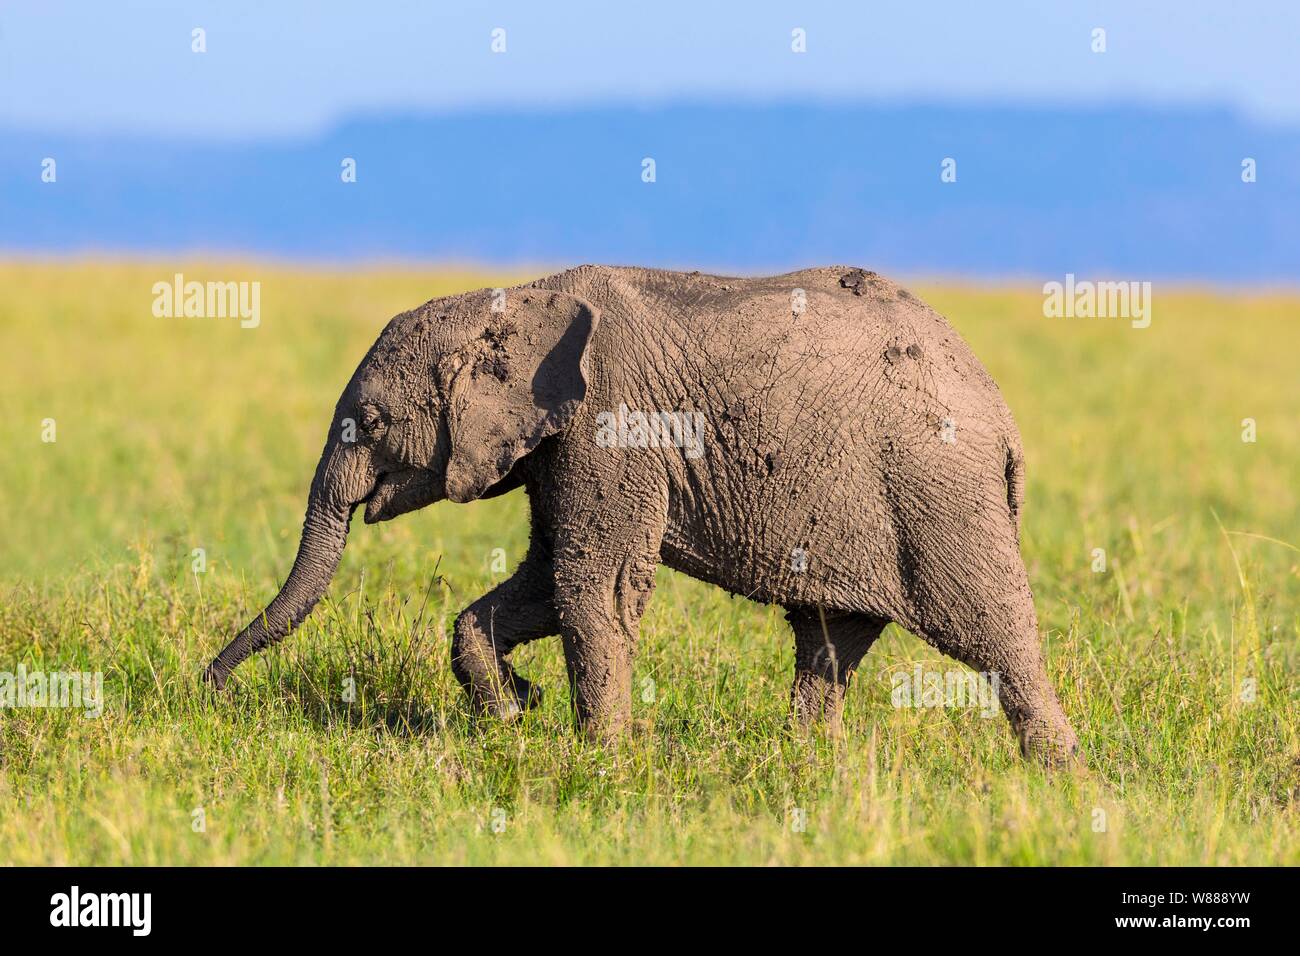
xmin=669 ymin=266 xmax=1009 ymax=410
xmin=620 ymin=265 xmax=994 ymax=374
xmin=768 ymin=266 xmax=1014 ymax=433
xmin=565 ymin=263 xmax=1020 ymax=456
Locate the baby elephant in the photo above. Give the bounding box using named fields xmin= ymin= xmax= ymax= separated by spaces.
xmin=205 ymin=265 xmax=1080 ymax=765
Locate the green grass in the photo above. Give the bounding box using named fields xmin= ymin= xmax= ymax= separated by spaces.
xmin=0 ymin=261 xmax=1297 ymax=864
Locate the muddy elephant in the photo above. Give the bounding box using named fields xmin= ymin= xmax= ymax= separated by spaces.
xmin=205 ymin=265 xmax=1080 ymax=765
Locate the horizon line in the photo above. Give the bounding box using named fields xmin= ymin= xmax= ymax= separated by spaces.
xmin=4 ymin=252 xmax=1297 ymax=296
xmin=4 ymin=94 xmax=1296 ymax=146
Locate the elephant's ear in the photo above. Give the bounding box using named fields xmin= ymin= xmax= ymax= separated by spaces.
xmin=438 ymin=289 xmax=600 ymax=503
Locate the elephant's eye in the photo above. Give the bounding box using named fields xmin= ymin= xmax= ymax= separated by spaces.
xmin=359 ymin=403 xmax=388 ymax=436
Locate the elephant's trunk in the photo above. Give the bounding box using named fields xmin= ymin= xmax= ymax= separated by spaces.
xmin=203 ymin=439 xmax=373 ymax=689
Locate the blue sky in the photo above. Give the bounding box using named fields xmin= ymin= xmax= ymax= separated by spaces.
xmin=5 ymin=3 xmax=1297 ymax=278
xmin=3 ymin=1 xmax=1299 ymax=139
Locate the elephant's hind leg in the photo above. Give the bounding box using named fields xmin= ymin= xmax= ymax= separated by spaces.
xmin=894 ymin=517 xmax=1081 ymax=766
xmin=787 ymin=608 xmax=888 ymax=735
xmin=452 ymin=547 xmax=557 ymax=720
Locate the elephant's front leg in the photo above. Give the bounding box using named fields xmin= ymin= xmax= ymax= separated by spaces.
xmin=452 ymin=547 xmax=556 ymax=719
xmin=548 ymin=486 xmax=667 ymax=741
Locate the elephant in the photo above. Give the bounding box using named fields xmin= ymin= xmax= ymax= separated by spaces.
xmin=204 ymin=265 xmax=1081 ymax=766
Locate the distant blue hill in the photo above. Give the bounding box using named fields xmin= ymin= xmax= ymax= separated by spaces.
xmin=3 ymin=102 xmax=1298 ymax=280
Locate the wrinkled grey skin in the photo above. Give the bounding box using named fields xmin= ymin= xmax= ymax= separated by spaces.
xmin=205 ymin=265 xmax=1081 ymax=766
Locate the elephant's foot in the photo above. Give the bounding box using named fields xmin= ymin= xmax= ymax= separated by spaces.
xmin=494 ymin=669 xmax=543 ymax=719
xmin=571 ymin=674 xmax=634 ymax=744
xmin=451 ymin=615 xmax=543 ymax=721
xmin=790 ymin=674 xmax=848 ymax=736
xmin=575 ymin=705 xmax=631 ymax=744
xmin=458 ymin=660 xmax=543 ymax=721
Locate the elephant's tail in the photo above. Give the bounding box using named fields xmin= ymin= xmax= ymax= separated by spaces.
xmin=1004 ymin=438 xmax=1026 ymax=535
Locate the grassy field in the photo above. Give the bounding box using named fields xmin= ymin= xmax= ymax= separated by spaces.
xmin=0 ymin=261 xmax=1296 ymax=865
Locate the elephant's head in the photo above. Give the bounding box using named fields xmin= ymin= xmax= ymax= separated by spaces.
xmin=203 ymin=287 xmax=599 ymax=688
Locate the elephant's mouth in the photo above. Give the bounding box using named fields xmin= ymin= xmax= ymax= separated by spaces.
xmin=363 ymin=468 xmax=443 ymax=524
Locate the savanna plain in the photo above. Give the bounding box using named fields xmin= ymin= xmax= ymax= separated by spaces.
xmin=0 ymin=262 xmax=1296 ymax=865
